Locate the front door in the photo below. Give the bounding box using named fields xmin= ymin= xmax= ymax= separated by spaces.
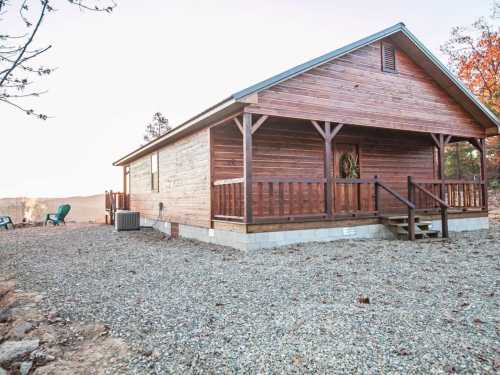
xmin=333 ymin=143 xmax=360 ymax=212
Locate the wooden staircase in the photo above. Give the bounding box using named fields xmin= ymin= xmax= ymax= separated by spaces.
xmin=381 ymin=215 xmax=441 ymax=240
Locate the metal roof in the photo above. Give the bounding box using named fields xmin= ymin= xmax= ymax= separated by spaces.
xmin=231 ymin=22 xmax=498 ymax=127
xmin=114 ymin=22 xmax=498 ymax=166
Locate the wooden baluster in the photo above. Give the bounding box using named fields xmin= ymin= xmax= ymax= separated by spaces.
xmin=222 ymin=185 xmax=227 ymax=216
xmin=367 ymin=183 xmax=373 ymax=212
xmin=229 ymin=184 xmax=233 ymax=216
xmin=308 ymin=183 xmax=313 ymax=213
xmin=473 ymin=183 xmax=477 ymax=207
xmin=257 ymin=182 xmax=263 ymax=217
xmin=345 ymin=183 xmax=351 ymax=212
xmin=298 ymin=183 xmax=303 ymax=214
xmin=289 ymin=182 xmax=294 ymax=215
xmin=464 ymin=184 xmax=469 ymax=207
xmin=356 ymin=183 xmax=361 ymax=211
xmin=269 ymin=182 xmax=274 ymax=216
xmin=374 ymin=176 xmax=380 ymax=214
xmin=279 ymin=182 xmax=284 ymax=216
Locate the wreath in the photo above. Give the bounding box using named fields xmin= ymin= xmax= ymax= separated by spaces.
xmin=339 ymin=153 xmax=359 ymax=178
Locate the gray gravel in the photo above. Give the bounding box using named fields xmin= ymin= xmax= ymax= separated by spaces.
xmin=1 ymin=222 xmax=499 ymax=374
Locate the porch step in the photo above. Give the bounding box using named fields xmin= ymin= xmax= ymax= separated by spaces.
xmin=381 ymin=215 xmax=441 ymax=240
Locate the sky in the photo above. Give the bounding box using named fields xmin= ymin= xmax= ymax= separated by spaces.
xmin=0 ymin=0 xmax=494 ymax=198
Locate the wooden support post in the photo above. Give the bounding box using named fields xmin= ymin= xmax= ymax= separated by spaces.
xmin=431 ymin=133 xmax=447 ymax=203
xmin=208 ymin=127 xmax=214 ymax=228
xmin=469 ymin=138 xmax=488 ymax=210
xmin=441 ymin=206 xmax=449 ymax=238
xmin=243 ymin=113 xmax=253 ymax=223
xmin=438 ymin=134 xmax=445 ymax=201
xmin=324 ymin=122 xmax=333 ymax=218
xmin=408 ymin=206 xmax=416 ymax=241
xmin=374 ymin=175 xmax=380 ymax=213
xmin=479 ymin=139 xmax=488 ymax=210
xmin=407 ymin=176 xmax=415 ymax=241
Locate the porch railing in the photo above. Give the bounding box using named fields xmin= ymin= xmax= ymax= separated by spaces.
xmin=409 ymin=176 xmax=449 ymax=238
xmin=412 ymin=179 xmax=486 ymax=210
xmin=253 ymin=177 xmax=326 ymax=222
xmin=334 ymin=178 xmax=377 ymax=215
xmin=212 ymin=177 xmax=378 ymax=223
xmin=105 ymin=190 xmax=129 ymax=225
xmin=211 ymin=176 xmax=487 ymax=228
xmin=105 ymin=190 xmax=129 ymax=211
xmin=212 ymin=178 xmax=244 ymax=221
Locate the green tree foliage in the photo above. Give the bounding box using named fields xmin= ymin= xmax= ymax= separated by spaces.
xmin=444 ymin=143 xmax=480 ymax=179
xmin=143 ymin=112 xmax=171 ymax=144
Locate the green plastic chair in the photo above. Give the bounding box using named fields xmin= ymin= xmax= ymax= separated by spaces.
xmin=0 ymin=216 xmax=13 ymax=230
xmin=45 ymin=204 xmax=71 ymax=226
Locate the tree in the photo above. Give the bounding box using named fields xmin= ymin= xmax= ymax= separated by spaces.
xmin=0 ymin=0 xmax=117 ymax=119
xmin=441 ymin=1 xmax=500 ymax=183
xmin=143 ymin=112 xmax=171 ymax=143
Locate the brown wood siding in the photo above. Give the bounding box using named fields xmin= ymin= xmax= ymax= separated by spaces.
xmin=245 ymin=40 xmax=485 ymax=138
xmin=129 ymin=128 xmax=211 ymax=228
xmin=213 ymin=120 xmax=434 ymax=213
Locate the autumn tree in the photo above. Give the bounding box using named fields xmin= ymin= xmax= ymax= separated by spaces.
xmin=143 ymin=112 xmax=171 ymax=143
xmin=441 ymin=1 xmax=500 ymax=183
xmin=0 ymin=0 xmax=117 ymax=119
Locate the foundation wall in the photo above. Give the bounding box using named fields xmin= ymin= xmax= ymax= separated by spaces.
xmin=139 ymin=216 xmax=489 ymax=251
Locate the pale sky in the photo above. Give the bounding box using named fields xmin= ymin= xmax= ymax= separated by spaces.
xmin=0 ymin=0 xmax=493 ymax=198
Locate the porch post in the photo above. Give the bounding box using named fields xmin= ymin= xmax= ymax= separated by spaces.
xmin=438 ymin=134 xmax=445 ymax=200
xmin=431 ymin=133 xmax=449 ymax=201
xmin=324 ymin=122 xmax=333 ymax=218
xmin=243 ymin=113 xmax=253 ymax=223
xmin=480 ymin=139 xmax=488 ymax=210
xmin=468 ymin=138 xmax=488 ymax=210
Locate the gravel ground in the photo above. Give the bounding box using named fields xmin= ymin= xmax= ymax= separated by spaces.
xmin=1 ymin=221 xmax=499 ymax=374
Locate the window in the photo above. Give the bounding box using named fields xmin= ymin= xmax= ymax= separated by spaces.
xmin=381 ymin=42 xmax=396 ymax=73
xmin=151 ymin=152 xmax=159 ymax=192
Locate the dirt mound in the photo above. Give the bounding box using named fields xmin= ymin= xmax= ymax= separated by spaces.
xmin=0 ymin=277 xmax=130 ymax=374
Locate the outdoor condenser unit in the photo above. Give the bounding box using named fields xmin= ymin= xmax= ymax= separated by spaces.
xmin=115 ymin=211 xmax=140 ymax=231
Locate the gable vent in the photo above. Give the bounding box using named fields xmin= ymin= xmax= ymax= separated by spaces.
xmin=381 ymin=42 xmax=396 ymax=72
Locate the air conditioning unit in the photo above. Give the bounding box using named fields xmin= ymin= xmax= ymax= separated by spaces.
xmin=115 ymin=211 xmax=140 ymax=231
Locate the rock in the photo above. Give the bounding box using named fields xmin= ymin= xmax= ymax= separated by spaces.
xmin=10 ymin=321 xmax=33 ymax=338
xmin=30 ymin=348 xmax=55 ymax=364
xmin=0 ymin=281 xmax=15 ymax=299
xmin=47 ymin=311 xmax=58 ymax=322
xmin=20 ymin=361 xmax=32 ymax=375
xmin=0 ymin=339 xmax=39 ymax=365
xmin=0 ymin=309 xmax=11 ymax=323
xmin=358 ymin=296 xmax=370 ymax=304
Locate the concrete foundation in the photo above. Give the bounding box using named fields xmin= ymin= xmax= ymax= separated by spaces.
xmin=140 ymin=216 xmax=489 ymax=251
xmin=430 ymin=216 xmax=489 ymax=232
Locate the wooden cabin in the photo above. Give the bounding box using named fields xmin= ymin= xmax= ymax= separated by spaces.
xmin=112 ymin=23 xmax=499 ymax=250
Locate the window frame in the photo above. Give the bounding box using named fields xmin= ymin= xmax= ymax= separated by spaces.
xmin=150 ymin=152 xmax=159 ymax=193
xmin=381 ymin=41 xmax=397 ymax=73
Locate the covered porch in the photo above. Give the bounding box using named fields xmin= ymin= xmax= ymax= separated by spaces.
xmin=209 ymin=112 xmax=488 ymax=239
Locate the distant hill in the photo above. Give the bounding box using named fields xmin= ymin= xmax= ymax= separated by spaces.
xmin=0 ymin=194 xmax=104 ymax=224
